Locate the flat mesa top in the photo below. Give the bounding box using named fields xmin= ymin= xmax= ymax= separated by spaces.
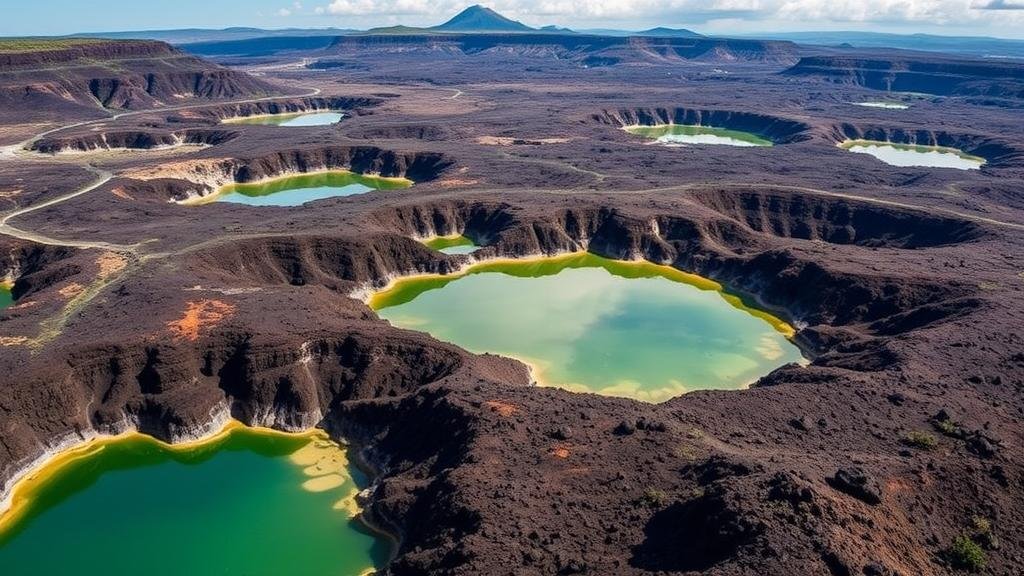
xmin=0 ymin=38 xmax=119 ymax=54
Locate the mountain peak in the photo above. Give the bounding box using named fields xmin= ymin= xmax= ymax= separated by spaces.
xmin=434 ymin=5 xmax=534 ymax=32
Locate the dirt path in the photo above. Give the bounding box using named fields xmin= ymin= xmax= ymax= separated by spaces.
xmin=0 ymin=84 xmax=325 ymax=249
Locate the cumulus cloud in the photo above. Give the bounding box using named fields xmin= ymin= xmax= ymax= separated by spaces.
xmin=972 ymin=0 xmax=1024 ymax=8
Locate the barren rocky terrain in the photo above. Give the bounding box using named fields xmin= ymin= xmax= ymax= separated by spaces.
xmin=0 ymin=37 xmax=1022 ymax=575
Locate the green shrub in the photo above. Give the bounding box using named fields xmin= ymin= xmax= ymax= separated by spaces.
xmin=971 ymin=516 xmax=999 ymax=550
xmin=948 ymin=535 xmax=986 ymax=572
xmin=970 ymin=516 xmax=991 ymax=534
xmin=933 ymin=418 xmax=959 ymax=436
xmin=903 ymin=431 xmax=938 ymax=449
xmin=640 ymin=488 xmax=668 ymax=508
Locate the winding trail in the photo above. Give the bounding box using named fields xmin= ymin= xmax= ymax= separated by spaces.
xmin=0 ymin=83 xmax=326 ymax=250
xmin=0 ymin=166 xmax=136 ymax=250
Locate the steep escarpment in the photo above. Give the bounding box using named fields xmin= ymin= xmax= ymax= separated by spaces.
xmin=686 ymin=188 xmax=987 ymax=248
xmin=0 ymin=39 xmax=176 ymax=68
xmin=596 ymin=107 xmax=812 ymax=144
xmin=117 ymin=145 xmax=454 ymax=201
xmin=0 ymin=40 xmax=286 ymax=124
xmin=782 ymin=53 xmax=1024 ymax=100
xmin=30 ymin=128 xmax=239 ymax=154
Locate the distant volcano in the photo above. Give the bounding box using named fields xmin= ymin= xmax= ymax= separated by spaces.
xmin=434 ymin=5 xmax=534 ymax=33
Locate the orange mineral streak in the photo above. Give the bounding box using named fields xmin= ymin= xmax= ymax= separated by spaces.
xmin=483 ymin=400 xmax=518 ymax=418
xmin=167 ymin=299 xmax=236 ymax=341
xmin=0 ymin=336 xmax=28 ymax=347
xmin=58 ymin=283 xmax=85 ymax=299
xmin=96 ymin=252 xmax=127 ymax=278
xmin=110 ymin=187 xmax=134 ymax=201
xmin=550 ymin=445 xmax=571 ymax=459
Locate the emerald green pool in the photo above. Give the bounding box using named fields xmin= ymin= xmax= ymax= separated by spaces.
xmin=840 ymin=140 xmax=985 ymax=170
xmin=0 ymin=285 xmax=11 ymax=309
xmin=423 ymin=235 xmax=479 ymax=255
xmin=371 ymin=254 xmax=802 ymax=402
xmin=626 ymin=125 xmax=773 ymax=147
xmin=212 ymin=171 xmax=412 ymax=207
xmin=0 ymin=427 xmax=386 ymax=576
xmin=224 ymin=111 xmax=344 ymax=127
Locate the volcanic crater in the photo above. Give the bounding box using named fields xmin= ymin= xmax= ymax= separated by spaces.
xmin=1 ymin=35 xmax=1022 ymax=576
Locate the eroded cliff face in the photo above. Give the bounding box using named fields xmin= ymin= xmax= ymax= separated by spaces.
xmin=113 ymin=145 xmax=454 ymax=201
xmin=30 ymin=129 xmax=240 ymax=154
xmin=0 ymin=40 xmax=287 ymax=124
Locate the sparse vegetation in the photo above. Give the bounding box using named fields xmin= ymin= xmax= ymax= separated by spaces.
xmin=947 ymin=535 xmax=986 ymax=572
xmin=933 ymin=418 xmax=959 ymax=436
xmin=0 ymin=38 xmax=113 ymax=53
xmin=902 ymin=430 xmax=938 ymax=449
xmin=674 ymin=443 xmax=698 ymax=460
xmin=640 ymin=488 xmax=668 ymax=508
xmin=970 ymin=516 xmax=1000 ymax=550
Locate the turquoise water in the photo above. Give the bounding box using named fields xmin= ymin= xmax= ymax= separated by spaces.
xmin=214 ymin=172 xmax=412 ymax=207
xmin=841 ymin=140 xmax=985 ymax=170
xmin=423 ymin=236 xmax=479 ymax=255
xmin=0 ymin=429 xmax=386 ymax=576
xmin=225 ymin=111 xmax=344 ymax=127
xmin=372 ymin=254 xmax=802 ymax=402
xmin=626 ymin=125 xmax=773 ymax=147
xmin=439 ymin=244 xmax=479 ymax=255
xmin=0 ymin=286 xmax=11 ymax=309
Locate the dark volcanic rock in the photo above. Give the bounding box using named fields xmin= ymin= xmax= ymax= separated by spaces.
xmin=631 ymin=485 xmax=763 ymax=571
xmin=827 ymin=467 xmax=883 ymax=505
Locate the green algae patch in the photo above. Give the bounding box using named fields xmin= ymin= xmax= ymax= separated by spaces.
xmin=222 ymin=111 xmax=344 ymax=127
xmin=0 ymin=281 xmax=12 ymax=310
xmin=423 ymin=235 xmax=479 ymax=255
xmin=0 ymin=422 xmax=387 ymax=576
xmin=625 ymin=124 xmax=773 ymax=147
xmin=190 ymin=170 xmax=412 ymax=207
xmin=370 ymin=253 xmax=802 ymax=403
xmin=839 ymin=140 xmax=985 ymax=170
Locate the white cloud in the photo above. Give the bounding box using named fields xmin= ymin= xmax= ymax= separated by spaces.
xmin=278 ymin=7 xmax=293 ymax=16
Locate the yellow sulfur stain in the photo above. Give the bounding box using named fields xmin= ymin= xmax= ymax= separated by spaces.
xmin=302 ymin=474 xmax=346 ymax=493
xmin=333 ymin=489 xmax=362 ymax=518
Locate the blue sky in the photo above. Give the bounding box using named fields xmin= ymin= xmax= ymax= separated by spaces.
xmin=4 ymin=1 xmax=1024 ymax=39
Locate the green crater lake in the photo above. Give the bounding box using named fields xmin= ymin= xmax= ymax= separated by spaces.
xmin=224 ymin=111 xmax=344 ymax=127
xmin=840 ymin=140 xmax=985 ymax=170
xmin=423 ymin=235 xmax=479 ymax=255
xmin=371 ymin=253 xmax=802 ymax=403
xmin=0 ymin=284 xmax=11 ymax=309
xmin=626 ymin=125 xmax=773 ymax=147
xmin=0 ymin=425 xmax=386 ymax=576
xmin=208 ymin=171 xmax=412 ymax=207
